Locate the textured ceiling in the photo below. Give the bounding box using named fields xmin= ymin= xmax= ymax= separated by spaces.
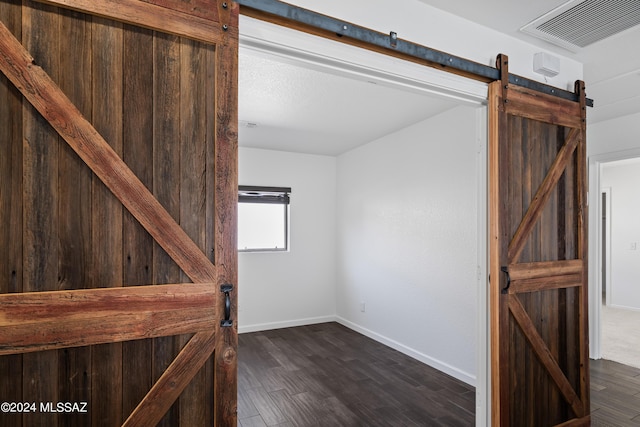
xmin=239 ymin=50 xmax=458 ymax=156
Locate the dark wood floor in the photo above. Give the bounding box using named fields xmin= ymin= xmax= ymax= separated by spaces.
xmin=238 ymin=322 xmax=640 ymax=426
xmin=591 ymin=359 xmax=640 ymax=426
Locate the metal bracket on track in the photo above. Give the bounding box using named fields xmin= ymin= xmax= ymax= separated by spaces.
xmin=496 ymin=53 xmax=509 ymax=110
xmin=236 ymin=0 xmax=593 ymax=107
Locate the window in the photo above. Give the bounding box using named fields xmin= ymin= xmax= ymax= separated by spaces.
xmin=238 ymin=186 xmax=290 ymax=252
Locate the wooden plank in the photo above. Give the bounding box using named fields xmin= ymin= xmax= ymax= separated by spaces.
xmin=140 ymin=0 xmax=219 ymax=21
xmin=508 ymin=260 xmax=583 ymax=293
xmin=575 ymin=80 xmax=591 ymax=419
xmin=90 ymin=16 xmax=124 ymax=426
xmin=0 ymin=18 xmax=218 ymax=285
xmin=152 ymin=30 xmax=183 ymax=427
xmin=0 ymin=284 xmax=216 ymax=355
xmin=213 ymin=2 xmax=240 ymax=425
xmin=505 ymin=84 xmax=582 ymax=129
xmin=21 ymin=3 xmax=61 ymax=425
xmin=509 ymin=295 xmax=584 ymax=418
xmin=32 ymin=0 xmax=227 ymax=44
xmin=0 ymin=2 xmax=24 ymax=426
xmin=508 ymin=274 xmax=582 ymax=294
xmin=122 ymin=22 xmax=155 ymax=419
xmin=204 ymin=33 xmax=218 ymax=427
xmin=488 ymin=81 xmax=506 ymax=426
xmin=56 ymin=8 xmax=92 ymax=425
xmin=123 ymin=330 xmax=217 ymax=427
xmin=178 ymin=36 xmax=209 ymax=427
xmin=507 ymin=128 xmax=580 ymax=264
xmin=509 ymin=260 xmax=583 ymax=280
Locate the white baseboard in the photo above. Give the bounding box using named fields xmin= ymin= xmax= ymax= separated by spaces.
xmin=238 ymin=315 xmax=337 ymax=334
xmin=609 ymin=303 xmax=640 ymax=313
xmin=336 ymin=316 xmax=476 ymax=387
xmin=238 ymin=315 xmax=476 ymax=387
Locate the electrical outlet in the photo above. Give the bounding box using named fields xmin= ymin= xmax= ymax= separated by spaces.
xmin=631 ymin=242 xmax=637 ymax=251
xmin=360 ymin=302 xmax=366 ymax=312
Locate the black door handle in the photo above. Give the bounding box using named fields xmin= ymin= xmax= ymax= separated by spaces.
xmin=220 ymin=284 xmax=233 ymax=327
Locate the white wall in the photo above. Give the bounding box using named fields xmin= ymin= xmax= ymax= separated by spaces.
xmin=238 ymin=147 xmax=337 ymax=332
xmin=588 ymin=112 xmax=640 ymax=157
xmin=586 ymin=112 xmax=640 ymax=358
xmin=601 ymin=161 xmax=640 ymax=311
xmin=336 ymin=105 xmax=480 ymax=385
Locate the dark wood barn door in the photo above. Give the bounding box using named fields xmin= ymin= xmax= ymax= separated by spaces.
xmin=489 ymin=64 xmax=590 ymax=426
xmin=0 ymin=0 xmax=238 ymax=425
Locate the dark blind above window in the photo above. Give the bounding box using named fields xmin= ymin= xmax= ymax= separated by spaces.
xmin=238 ymin=186 xmax=291 ymax=204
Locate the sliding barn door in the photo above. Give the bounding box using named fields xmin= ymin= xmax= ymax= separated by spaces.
xmin=489 ymin=72 xmax=590 ymax=426
xmin=0 ymin=0 xmax=238 ymax=425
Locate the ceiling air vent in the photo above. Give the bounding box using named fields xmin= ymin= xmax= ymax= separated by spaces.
xmin=521 ymin=0 xmax=640 ymax=52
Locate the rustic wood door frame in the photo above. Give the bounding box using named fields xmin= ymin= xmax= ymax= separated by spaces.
xmin=0 ymin=0 xmax=238 ymax=425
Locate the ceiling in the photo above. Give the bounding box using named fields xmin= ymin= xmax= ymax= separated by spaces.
xmin=239 ymin=0 xmax=640 ymax=156
xmin=238 ymin=52 xmax=459 ymax=156
xmin=413 ymin=0 xmax=640 ymax=124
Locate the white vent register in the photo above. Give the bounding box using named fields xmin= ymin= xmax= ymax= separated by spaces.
xmin=521 ymin=0 xmax=640 ymax=52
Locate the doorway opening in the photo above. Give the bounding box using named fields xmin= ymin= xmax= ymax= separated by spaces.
xmin=238 ymin=15 xmax=490 ymax=426
xmin=589 ymin=151 xmax=640 ymax=360
xmin=592 ymin=158 xmax=640 ymax=370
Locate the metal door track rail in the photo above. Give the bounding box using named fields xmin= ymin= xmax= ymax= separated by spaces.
xmin=237 ymin=0 xmax=594 ymax=107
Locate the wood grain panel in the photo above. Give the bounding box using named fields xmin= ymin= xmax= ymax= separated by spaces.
xmin=204 ymin=36 xmax=218 ymax=426
xmin=575 ymin=82 xmax=591 ymax=420
xmin=1 ymin=1 xmax=237 ymax=424
xmin=33 ymin=0 xmax=225 ymax=44
xmin=508 ymin=260 xmax=583 ymax=293
xmin=489 ymin=82 xmax=507 ymax=426
xmin=123 ymin=331 xmax=217 ymax=427
xmin=90 ymin=16 xmax=124 ymax=426
xmin=213 ymin=2 xmax=240 ymax=424
xmin=509 ymin=296 xmax=584 ymax=418
xmin=0 ymin=18 xmax=217 ymax=284
xmin=508 ymin=129 xmax=580 ymax=264
xmin=509 ymin=260 xmax=583 ymax=280
xmin=121 ymin=22 xmax=155 ymax=419
xmin=21 ymin=2 xmax=61 ymax=425
xmin=56 ymin=9 xmax=92 ymax=425
xmin=508 ymin=274 xmax=582 ymax=294
xmin=178 ymin=36 xmax=209 ymax=427
xmin=505 ymin=84 xmax=582 ymax=129
xmin=490 ymin=79 xmax=589 ymax=426
xmin=140 ymin=0 xmax=219 ymax=21
xmin=0 ymin=2 xmax=24 ymax=426
xmin=0 ymin=284 xmax=216 ymax=354
xmin=152 ymin=30 xmax=183 ymax=427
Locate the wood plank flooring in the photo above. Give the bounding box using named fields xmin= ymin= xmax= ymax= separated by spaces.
xmin=591 ymin=359 xmax=640 ymax=426
xmin=239 ymin=323 xmax=475 ymax=426
xmin=238 ymin=322 xmax=640 ymax=426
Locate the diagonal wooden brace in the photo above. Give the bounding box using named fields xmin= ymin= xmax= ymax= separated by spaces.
xmin=509 ymin=295 xmax=585 ymax=418
xmin=122 ymin=330 xmax=217 ymax=427
xmin=507 ymin=128 xmax=581 ymax=263
xmin=0 ymin=20 xmax=216 ymax=284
